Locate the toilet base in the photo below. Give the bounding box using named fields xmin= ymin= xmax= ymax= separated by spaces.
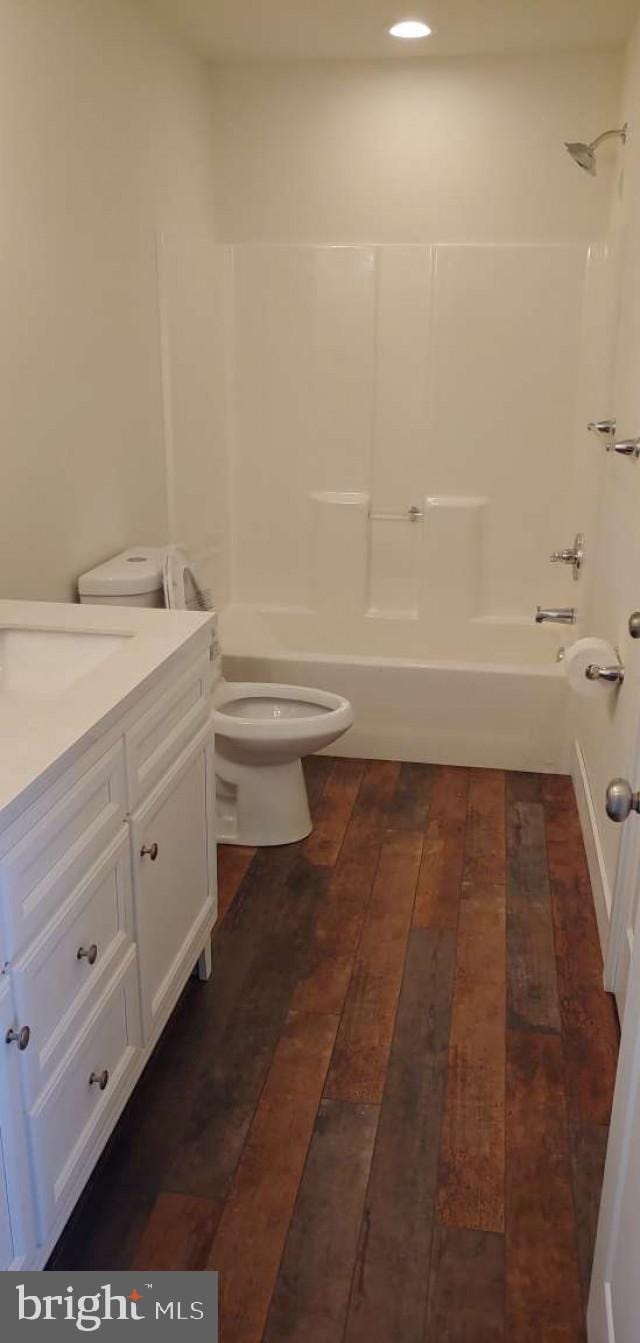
xmin=215 ymin=755 xmax=313 ymax=847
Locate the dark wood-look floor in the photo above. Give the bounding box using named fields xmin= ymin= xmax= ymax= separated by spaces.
xmin=48 ymin=760 xmax=620 ymax=1342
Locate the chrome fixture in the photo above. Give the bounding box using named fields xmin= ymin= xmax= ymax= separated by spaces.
xmin=588 ymin=419 xmax=617 ymax=443
xmin=606 ymin=778 xmax=640 ymax=823
xmin=550 ymin=532 xmax=584 ymax=579
xmin=586 ymin=662 xmax=624 ymax=686
xmin=368 ymin=505 xmax=423 ymax=523
xmin=5 ymin=1025 xmax=30 ymax=1051
xmin=629 ymin=612 xmax=640 ymax=640
xmin=609 ymin=437 xmax=640 ymax=459
xmin=556 ymin=647 xmax=566 ymax=663
xmin=566 ymin=124 xmax=627 ymax=176
xmin=535 ymin=607 xmax=577 ymax=625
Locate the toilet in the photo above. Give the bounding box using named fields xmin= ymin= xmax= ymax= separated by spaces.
xmin=78 ymin=547 xmax=353 ymax=846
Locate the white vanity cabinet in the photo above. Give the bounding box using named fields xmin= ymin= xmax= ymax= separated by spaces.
xmin=0 ymin=607 xmax=218 ymax=1270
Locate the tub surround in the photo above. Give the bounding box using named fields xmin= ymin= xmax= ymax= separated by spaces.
xmin=227 ymin=243 xmax=610 ymax=632
xmin=0 ymin=599 xmax=217 ymax=1269
xmin=191 ymin=238 xmax=613 ymax=778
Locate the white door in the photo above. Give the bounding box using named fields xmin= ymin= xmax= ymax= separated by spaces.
xmin=130 ymin=723 xmax=217 ymax=1042
xmin=605 ymin=749 xmax=640 ymax=1021
xmin=589 ymin=920 xmax=640 ymax=1342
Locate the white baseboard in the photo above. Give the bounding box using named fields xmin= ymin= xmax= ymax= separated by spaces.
xmin=571 ymin=738 xmax=612 ymax=959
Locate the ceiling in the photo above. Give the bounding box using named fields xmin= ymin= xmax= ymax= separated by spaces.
xmin=144 ymin=0 xmax=638 ymax=62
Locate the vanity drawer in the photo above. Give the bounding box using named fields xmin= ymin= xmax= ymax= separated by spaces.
xmin=11 ymin=830 xmax=134 ymax=1108
xmin=0 ymin=741 xmax=127 ymax=957
xmin=28 ymin=951 xmax=141 ymax=1244
xmin=125 ymin=653 xmax=211 ymax=808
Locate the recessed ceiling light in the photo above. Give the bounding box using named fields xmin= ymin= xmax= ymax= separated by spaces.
xmin=389 ymin=19 xmax=432 ymax=39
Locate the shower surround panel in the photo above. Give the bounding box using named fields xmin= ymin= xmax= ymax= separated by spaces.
xmin=229 ymin=242 xmax=603 ymax=639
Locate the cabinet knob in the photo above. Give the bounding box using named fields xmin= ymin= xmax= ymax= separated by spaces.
xmin=89 ymin=1069 xmax=109 ymax=1091
xmin=77 ymin=943 xmax=98 ymax=966
xmin=140 ymin=842 xmax=159 ymax=861
xmin=6 ymin=1025 xmax=31 ymax=1051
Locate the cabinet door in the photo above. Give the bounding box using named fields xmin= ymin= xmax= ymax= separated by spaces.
xmin=130 ymin=722 xmax=217 ymax=1042
xmin=0 ymin=1133 xmax=13 ymax=1271
xmin=0 ymin=980 xmax=36 ymax=1268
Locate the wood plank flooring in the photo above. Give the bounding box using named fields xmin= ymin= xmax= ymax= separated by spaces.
xmin=48 ymin=758 xmax=620 ymax=1342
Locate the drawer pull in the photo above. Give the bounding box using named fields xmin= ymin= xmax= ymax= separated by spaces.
xmin=140 ymin=842 xmax=159 ymax=861
xmin=77 ymin=943 xmax=98 ymax=966
xmin=89 ymin=1069 xmax=109 ymax=1092
xmin=6 ymin=1025 xmax=31 ymax=1051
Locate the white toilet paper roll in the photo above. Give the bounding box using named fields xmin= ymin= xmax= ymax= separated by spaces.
xmin=563 ymin=637 xmax=621 ymax=699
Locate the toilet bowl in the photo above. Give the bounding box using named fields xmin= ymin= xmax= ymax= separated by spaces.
xmin=78 ymin=546 xmax=354 ymax=847
xmin=213 ymin=681 xmax=353 ymax=845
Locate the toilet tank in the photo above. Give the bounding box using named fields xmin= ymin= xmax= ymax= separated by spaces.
xmin=78 ymin=547 xmax=165 ymax=607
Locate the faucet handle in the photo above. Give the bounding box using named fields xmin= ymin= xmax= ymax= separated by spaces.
xmin=549 ymin=533 xmax=584 ymax=578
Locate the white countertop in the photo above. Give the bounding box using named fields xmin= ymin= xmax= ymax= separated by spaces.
xmin=0 ymin=600 xmax=216 ymax=828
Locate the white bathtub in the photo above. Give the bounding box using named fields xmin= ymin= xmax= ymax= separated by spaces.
xmin=219 ymin=605 xmax=570 ymax=773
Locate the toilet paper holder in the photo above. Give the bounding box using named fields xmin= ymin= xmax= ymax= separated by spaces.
xmin=585 ymin=659 xmax=625 ymax=685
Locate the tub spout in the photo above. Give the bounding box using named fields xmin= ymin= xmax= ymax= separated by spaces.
xmin=535 ymin=606 xmax=577 ymax=625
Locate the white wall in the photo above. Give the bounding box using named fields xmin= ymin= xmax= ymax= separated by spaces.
xmin=210 ymin=54 xmax=621 ymax=244
xmin=0 ymin=0 xmax=223 ymax=601
xmin=570 ymin=11 xmax=640 ymax=940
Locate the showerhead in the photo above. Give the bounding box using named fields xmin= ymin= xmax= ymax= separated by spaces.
xmin=565 ymin=141 xmax=597 ymax=175
xmin=565 ymin=124 xmax=628 ymax=176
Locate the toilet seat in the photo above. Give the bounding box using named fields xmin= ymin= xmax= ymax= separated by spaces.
xmin=163 ymin=546 xmax=213 ymax=612
xmin=213 ymin=681 xmax=352 ymax=755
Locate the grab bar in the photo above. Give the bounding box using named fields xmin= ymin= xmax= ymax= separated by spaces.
xmin=368 ymin=505 xmax=424 ymax=523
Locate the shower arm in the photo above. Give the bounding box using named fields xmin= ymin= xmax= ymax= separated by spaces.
xmin=590 ymin=125 xmax=627 ymax=151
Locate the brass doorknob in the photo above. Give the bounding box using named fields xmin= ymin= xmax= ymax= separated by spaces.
xmin=140 ymin=842 xmax=159 ymax=861
xmin=89 ymin=1069 xmax=109 ymax=1091
xmin=5 ymin=1025 xmax=30 ymax=1051
xmin=77 ymin=944 xmax=98 ymax=965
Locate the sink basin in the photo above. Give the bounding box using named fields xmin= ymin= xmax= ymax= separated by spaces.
xmin=0 ymin=627 xmax=129 ymax=698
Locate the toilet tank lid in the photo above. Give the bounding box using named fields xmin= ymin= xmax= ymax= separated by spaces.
xmin=78 ymin=547 xmax=165 ymax=597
